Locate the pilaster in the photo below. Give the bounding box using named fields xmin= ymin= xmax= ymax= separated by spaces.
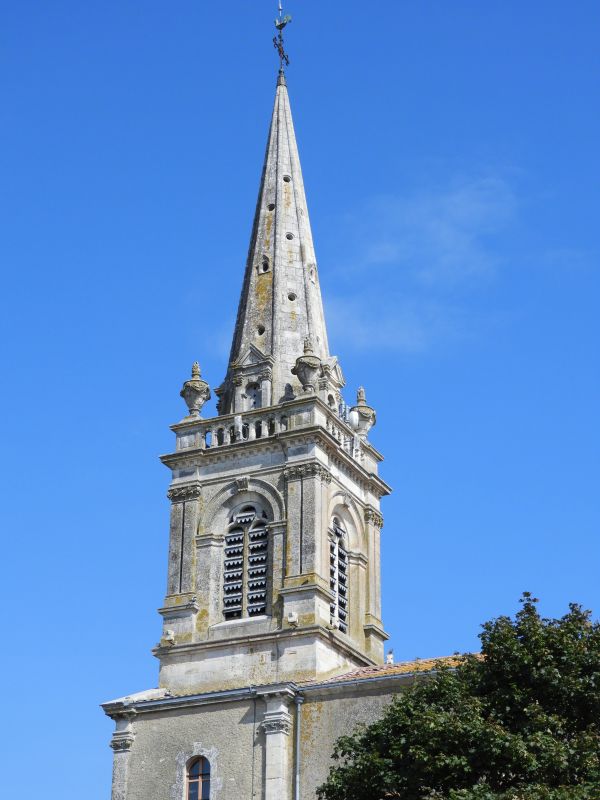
xmin=260 ymin=688 xmax=294 ymax=800
xmin=108 ymin=711 xmax=135 ymax=800
xmin=166 ymin=482 xmax=202 ymax=597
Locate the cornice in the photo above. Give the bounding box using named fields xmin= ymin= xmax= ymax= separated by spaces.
xmin=161 ymin=426 xmax=391 ymax=497
xmin=152 ymin=623 xmax=377 ymax=668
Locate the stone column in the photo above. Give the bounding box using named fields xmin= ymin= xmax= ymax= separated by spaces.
xmin=260 ymin=369 xmax=273 ymax=408
xmin=260 ymin=689 xmax=294 ymax=800
xmin=109 ymin=712 xmax=135 ymax=800
xmin=233 ymin=376 xmax=243 ymax=412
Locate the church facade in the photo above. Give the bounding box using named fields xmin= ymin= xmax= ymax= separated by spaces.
xmin=102 ymin=68 xmax=427 ymax=800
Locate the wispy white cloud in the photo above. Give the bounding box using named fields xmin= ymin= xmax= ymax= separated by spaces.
xmin=324 ymin=172 xmax=518 ymax=354
xmin=353 ymin=175 xmax=517 ymax=285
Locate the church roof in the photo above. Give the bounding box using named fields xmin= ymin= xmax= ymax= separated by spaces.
xmin=224 ymin=70 xmax=332 ymax=405
xmin=303 ymin=655 xmax=466 ymax=687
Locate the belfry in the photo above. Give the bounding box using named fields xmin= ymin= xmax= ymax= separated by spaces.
xmin=102 ymin=17 xmax=421 ymax=800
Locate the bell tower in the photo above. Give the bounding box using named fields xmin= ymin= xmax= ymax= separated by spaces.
xmin=156 ymin=69 xmax=390 ymax=695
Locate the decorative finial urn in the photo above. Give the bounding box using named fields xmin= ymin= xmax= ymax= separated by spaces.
xmin=350 ymin=386 xmax=376 ymax=439
xmin=291 ymin=336 xmax=322 ymax=394
xmin=180 ymin=361 xmax=211 ymax=418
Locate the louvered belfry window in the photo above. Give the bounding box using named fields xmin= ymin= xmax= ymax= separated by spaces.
xmin=223 ymin=504 xmax=269 ymax=620
xmin=329 ymin=517 xmax=348 ymax=633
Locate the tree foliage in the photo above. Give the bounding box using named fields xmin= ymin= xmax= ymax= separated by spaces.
xmin=317 ymin=595 xmax=600 ymax=800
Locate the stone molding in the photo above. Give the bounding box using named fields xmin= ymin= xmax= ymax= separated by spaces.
xmin=261 ymin=716 xmax=292 ymax=735
xmin=158 ymin=596 xmax=199 ymax=618
xmin=110 ymin=732 xmax=135 ymax=752
xmin=167 ymin=482 xmax=202 ymax=502
xmin=348 ymin=551 xmax=369 ymax=568
xmin=284 ymin=463 xmax=331 ymax=483
xmin=195 ymin=533 xmax=225 ymax=549
xmin=259 ymin=369 xmax=273 ymax=382
xmin=364 ymin=507 xmax=384 ymax=529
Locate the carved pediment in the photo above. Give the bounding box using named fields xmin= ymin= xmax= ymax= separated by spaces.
xmin=235 ymin=344 xmax=270 ymax=368
xmin=323 ymin=356 xmax=345 ymax=389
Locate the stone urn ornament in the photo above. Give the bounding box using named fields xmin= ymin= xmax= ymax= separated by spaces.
xmin=349 ymin=386 xmax=376 ymax=439
xmin=180 ymin=362 xmax=211 ymax=418
xmin=291 ymin=336 xmax=322 ymax=393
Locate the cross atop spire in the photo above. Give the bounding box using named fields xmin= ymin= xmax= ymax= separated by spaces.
xmin=273 ymin=1 xmax=292 ymax=69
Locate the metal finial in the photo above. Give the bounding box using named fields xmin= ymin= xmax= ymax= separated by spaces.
xmin=273 ymin=1 xmax=292 ymax=69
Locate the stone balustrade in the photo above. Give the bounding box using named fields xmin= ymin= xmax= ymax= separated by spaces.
xmin=173 ymin=400 xmax=367 ymax=464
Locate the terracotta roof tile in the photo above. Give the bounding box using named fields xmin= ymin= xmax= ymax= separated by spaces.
xmin=304 ymin=655 xmax=469 ymax=686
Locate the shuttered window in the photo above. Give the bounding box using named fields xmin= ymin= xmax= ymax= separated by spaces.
xmin=329 ymin=517 xmax=348 ymax=633
xmin=223 ymin=505 xmax=269 ymax=620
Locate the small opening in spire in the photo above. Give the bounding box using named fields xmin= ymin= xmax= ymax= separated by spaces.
xmin=283 ymin=175 xmax=291 ymax=183
xmin=257 ymin=325 xmax=266 ymax=336
xmin=288 ymin=292 xmax=297 ymax=301
xmin=268 ymin=203 xmax=275 ymax=211
xmin=258 ymin=255 xmax=270 ymax=274
xmin=286 ymin=233 xmax=294 ymax=240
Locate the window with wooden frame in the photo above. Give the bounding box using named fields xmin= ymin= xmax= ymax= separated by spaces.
xmin=223 ymin=504 xmax=270 ymax=620
xmin=329 ymin=517 xmax=348 ymax=633
xmin=187 ymin=756 xmax=210 ymax=800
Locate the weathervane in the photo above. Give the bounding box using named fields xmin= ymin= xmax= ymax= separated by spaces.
xmin=273 ymin=0 xmax=292 ymax=69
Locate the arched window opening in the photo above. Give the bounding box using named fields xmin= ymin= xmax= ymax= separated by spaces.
xmin=223 ymin=504 xmax=270 ymax=620
xmin=187 ymin=756 xmax=210 ymax=800
xmin=280 ymin=415 xmax=288 ymax=431
xmin=229 ymin=425 xmax=236 ymax=443
xmin=216 ymin=428 xmax=225 ymax=446
xmin=255 ymin=421 xmax=263 ymax=439
xmin=329 ymin=517 xmax=348 ymax=634
xmin=268 ymin=418 xmax=276 ymax=436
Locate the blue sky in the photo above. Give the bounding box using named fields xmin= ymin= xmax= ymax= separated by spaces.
xmin=1 ymin=1 xmax=599 ymax=797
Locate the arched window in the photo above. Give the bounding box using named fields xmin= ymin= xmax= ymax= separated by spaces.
xmin=329 ymin=517 xmax=348 ymax=633
xmin=223 ymin=504 xmax=270 ymax=620
xmin=187 ymin=756 xmax=210 ymax=800
xmin=244 ymin=382 xmax=261 ymax=410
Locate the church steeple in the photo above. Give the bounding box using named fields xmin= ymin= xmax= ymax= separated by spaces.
xmin=154 ymin=60 xmax=390 ymax=697
xmin=218 ymin=71 xmax=335 ymax=413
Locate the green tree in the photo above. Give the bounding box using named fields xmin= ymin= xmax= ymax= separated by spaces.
xmin=317 ymin=595 xmax=600 ymax=800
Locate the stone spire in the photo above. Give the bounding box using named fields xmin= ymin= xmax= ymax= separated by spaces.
xmin=219 ymin=70 xmax=333 ymax=412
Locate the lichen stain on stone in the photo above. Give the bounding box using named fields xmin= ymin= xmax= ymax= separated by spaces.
xmin=300 ymin=701 xmax=324 ymax=755
xmin=255 ymin=271 xmax=272 ymax=317
xmin=196 ymin=608 xmax=209 ymax=633
xmin=284 ymin=182 xmax=292 ymax=211
xmin=264 ymin=213 xmax=273 ymax=249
